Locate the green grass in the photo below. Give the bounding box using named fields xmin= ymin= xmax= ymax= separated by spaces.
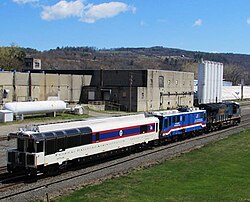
xmin=55 ymin=130 xmax=250 ymax=202
xmin=0 ymin=113 xmax=89 ymax=126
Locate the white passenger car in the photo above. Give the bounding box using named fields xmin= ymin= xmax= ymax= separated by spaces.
xmin=7 ymin=114 xmax=159 ymax=175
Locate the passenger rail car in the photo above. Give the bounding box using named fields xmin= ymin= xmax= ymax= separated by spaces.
xmin=7 ymin=114 xmax=159 ymax=175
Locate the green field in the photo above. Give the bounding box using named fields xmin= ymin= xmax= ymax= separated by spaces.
xmin=56 ymin=130 xmax=250 ymax=202
xmin=0 ymin=113 xmax=89 ymax=126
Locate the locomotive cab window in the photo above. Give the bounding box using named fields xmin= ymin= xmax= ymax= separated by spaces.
xmin=27 ymin=139 xmax=35 ymax=153
xmin=17 ymin=139 xmax=25 ymax=152
xmin=233 ymin=105 xmax=237 ymax=114
xmin=36 ymin=141 xmax=43 ymax=153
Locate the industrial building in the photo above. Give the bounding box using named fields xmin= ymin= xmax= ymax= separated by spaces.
xmin=80 ymin=69 xmax=194 ymax=111
xmin=0 ymin=71 xmax=91 ymax=104
xmin=0 ymin=69 xmax=194 ymax=112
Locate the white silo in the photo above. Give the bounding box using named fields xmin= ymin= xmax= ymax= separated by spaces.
xmin=198 ymin=60 xmax=223 ymax=104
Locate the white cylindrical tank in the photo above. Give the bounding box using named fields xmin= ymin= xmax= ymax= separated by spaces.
xmin=3 ymin=100 xmax=67 ymax=115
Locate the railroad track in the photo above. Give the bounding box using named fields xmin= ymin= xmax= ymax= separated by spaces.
xmin=0 ymin=166 xmax=7 ymax=174
xmin=0 ymin=136 xmax=7 ymax=141
xmin=0 ymin=120 xmax=249 ymax=201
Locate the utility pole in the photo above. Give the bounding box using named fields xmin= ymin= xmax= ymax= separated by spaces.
xmin=129 ymin=73 xmax=133 ymax=112
xmin=241 ymin=79 xmax=244 ymax=101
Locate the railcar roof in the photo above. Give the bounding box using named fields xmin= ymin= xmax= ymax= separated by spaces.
xmin=8 ymin=127 xmax=92 ymax=141
xmin=17 ymin=113 xmax=158 ymax=134
xmin=152 ymin=109 xmax=206 ymax=117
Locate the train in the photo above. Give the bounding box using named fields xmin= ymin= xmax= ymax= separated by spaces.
xmin=6 ymin=102 xmax=241 ymax=176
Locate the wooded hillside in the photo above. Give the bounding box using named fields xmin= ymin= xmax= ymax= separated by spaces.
xmin=0 ymin=46 xmax=249 ymax=85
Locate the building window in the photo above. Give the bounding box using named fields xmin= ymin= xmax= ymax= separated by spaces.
xmin=168 ymin=80 xmax=171 ymax=85
xmin=25 ymin=62 xmax=32 ymax=67
xmin=176 ymin=80 xmax=178 ymax=85
xmin=159 ymin=76 xmax=164 ymax=88
xmin=88 ymin=91 xmax=95 ymax=100
xmin=34 ymin=62 xmax=40 ymax=68
xmin=122 ymin=92 xmax=126 ymax=98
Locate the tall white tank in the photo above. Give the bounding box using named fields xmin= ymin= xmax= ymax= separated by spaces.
xmin=198 ymin=60 xmax=223 ymax=104
xmin=3 ymin=100 xmax=67 ymax=115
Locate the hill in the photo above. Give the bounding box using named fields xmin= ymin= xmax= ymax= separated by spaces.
xmin=0 ymin=46 xmax=249 ymax=85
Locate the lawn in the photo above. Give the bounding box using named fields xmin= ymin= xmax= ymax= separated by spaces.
xmin=56 ymin=130 xmax=250 ymax=202
xmin=0 ymin=113 xmax=89 ymax=126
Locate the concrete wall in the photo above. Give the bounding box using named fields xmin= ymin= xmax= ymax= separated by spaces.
xmin=0 ymin=72 xmax=86 ymax=105
xmin=14 ymin=72 xmax=29 ymax=101
xmin=0 ymin=72 xmax=14 ymax=103
xmin=141 ymin=70 xmax=194 ymax=111
xmin=31 ymin=73 xmax=45 ymax=101
xmin=71 ymin=75 xmax=83 ymax=102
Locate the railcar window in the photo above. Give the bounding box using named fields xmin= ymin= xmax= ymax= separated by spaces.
xmin=95 ymin=133 xmax=100 ymax=142
xmin=182 ymin=115 xmax=185 ymax=122
xmin=17 ymin=139 xmax=25 ymax=152
xmin=176 ymin=116 xmax=180 ymax=122
xmin=67 ymin=135 xmax=81 ymax=148
xmin=27 ymin=139 xmax=35 ymax=153
xmin=45 ymin=139 xmax=55 ymax=155
xmin=37 ymin=141 xmax=43 ymax=153
xmin=57 ymin=138 xmax=65 ymax=151
xmin=169 ymin=117 xmax=172 ymax=126
xmin=65 ymin=129 xmax=78 ymax=136
xmin=81 ymin=133 xmax=92 ymax=145
xmin=164 ymin=119 xmax=168 ymax=128
xmin=140 ymin=125 xmax=148 ymax=134
xmin=55 ymin=131 xmax=64 ymax=137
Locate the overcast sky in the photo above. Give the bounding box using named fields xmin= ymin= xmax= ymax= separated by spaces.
xmin=1 ymin=0 xmax=250 ymax=54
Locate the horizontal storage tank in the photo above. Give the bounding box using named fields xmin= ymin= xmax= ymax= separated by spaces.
xmin=3 ymin=100 xmax=67 ymax=115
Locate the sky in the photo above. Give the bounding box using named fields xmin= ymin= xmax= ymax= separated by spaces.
xmin=1 ymin=0 xmax=250 ymax=54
